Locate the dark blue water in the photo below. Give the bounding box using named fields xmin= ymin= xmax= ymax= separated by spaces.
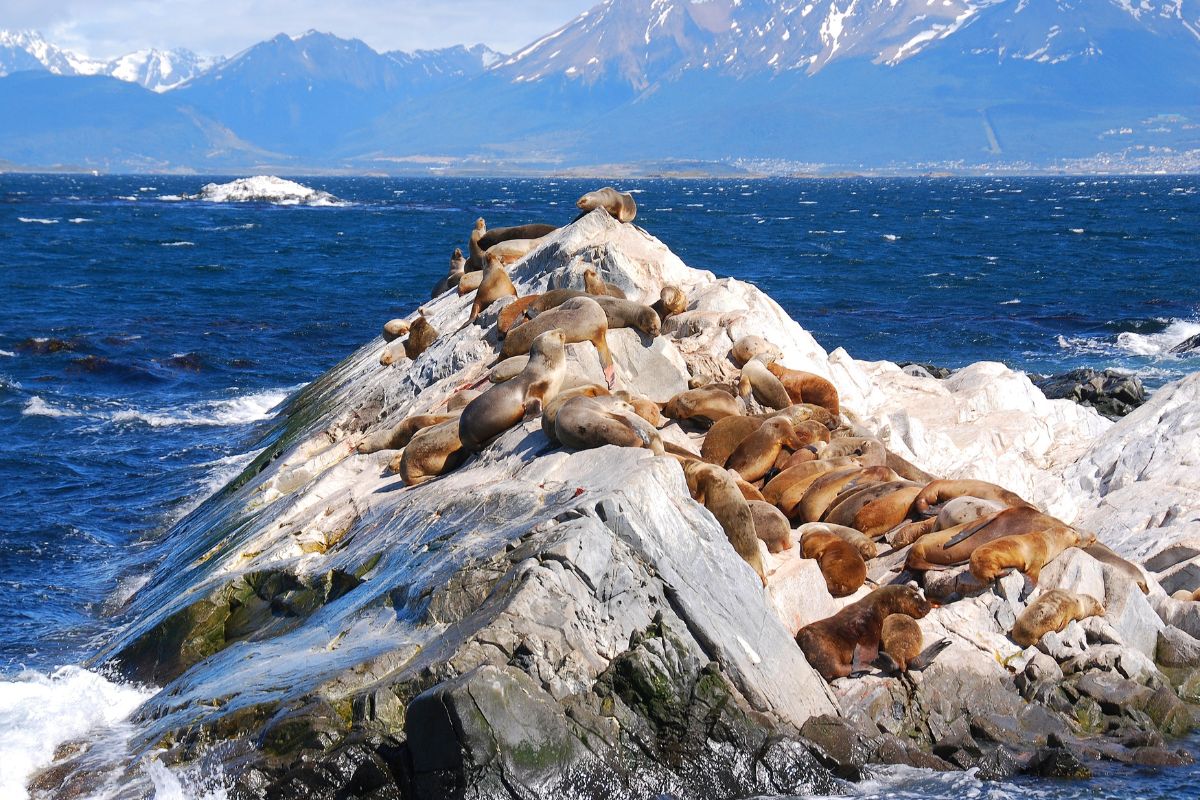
xmin=0 ymin=174 xmax=1198 ymax=796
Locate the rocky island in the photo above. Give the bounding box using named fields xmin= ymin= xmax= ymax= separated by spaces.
xmin=33 ymin=205 xmax=1200 ymax=799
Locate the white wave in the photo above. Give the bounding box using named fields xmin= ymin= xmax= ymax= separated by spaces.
xmin=0 ymin=666 xmax=154 ymax=800
xmin=0 ymin=349 xmax=15 ymax=357
xmin=1116 ymin=318 xmax=1200 ymax=357
xmin=144 ymin=755 xmax=230 ymax=800
xmin=1000 ymin=299 xmax=1020 ymax=305
xmin=1069 ymin=228 xmax=1085 ymax=234
xmin=161 ymin=241 xmax=195 ymax=247
xmin=117 ymin=195 xmax=139 ymax=201
xmin=108 ymin=387 xmax=295 ymax=429
xmin=23 ymin=396 xmax=82 ymax=418
xmin=156 ymin=194 xmax=185 ymax=201
xmin=68 ymin=218 xmax=92 ymax=224
xmin=189 ymin=176 xmax=344 ymax=206
xmin=882 ymin=234 xmax=899 ymax=241
xmin=166 ymin=449 xmax=264 ymax=525
xmin=17 ymin=217 xmax=58 ymax=224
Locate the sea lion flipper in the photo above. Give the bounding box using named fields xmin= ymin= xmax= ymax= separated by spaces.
xmin=908 ymin=638 xmax=952 ymax=672
xmin=942 ymin=514 xmax=999 ymax=550
xmin=874 ymin=651 xmax=903 ymax=674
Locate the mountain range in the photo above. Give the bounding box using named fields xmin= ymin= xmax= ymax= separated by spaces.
xmin=2 ymin=0 xmax=1199 ymax=174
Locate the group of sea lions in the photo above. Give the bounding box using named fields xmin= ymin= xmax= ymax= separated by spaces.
xmin=366 ymin=188 xmax=1145 ymax=687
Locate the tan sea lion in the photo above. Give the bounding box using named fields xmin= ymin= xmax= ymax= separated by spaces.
xmin=554 ymin=396 xmax=663 ymax=455
xmin=796 ymin=585 xmax=932 ymax=681
xmin=662 ymin=387 xmax=742 ymax=428
xmin=466 ymin=217 xmax=486 ymax=270
xmin=431 ymin=248 xmax=466 ymax=297
xmin=446 ymin=389 xmax=481 ymax=412
xmin=913 ymin=479 xmax=1036 ymax=516
xmin=800 ymin=529 xmax=868 ymax=598
xmin=478 ymin=223 xmax=556 ymax=251
xmin=877 ymin=614 xmax=951 ymax=673
xmin=969 ymin=520 xmax=1096 ymax=583
xmin=459 ymin=329 xmax=566 ymax=451
xmin=739 ymin=357 xmax=792 ymax=410
xmin=763 ymin=403 xmax=839 ymax=431
xmin=502 ymin=296 xmax=616 ymax=388
xmin=826 ymin=482 xmax=922 ymax=537
xmin=776 ymin=447 xmax=817 ymax=471
xmin=577 ymin=187 xmax=636 ymax=223
xmin=457 ymin=270 xmax=484 ymax=294
xmin=749 ymin=500 xmax=791 ymax=553
xmin=464 ymin=256 xmax=517 ymax=327
xmin=489 ymin=355 xmax=529 ymax=383
xmin=357 ymin=412 xmax=457 ymax=454
xmin=701 ymin=416 xmax=765 ymax=465
xmin=1011 ymin=589 xmax=1105 ymax=647
xmin=762 ymin=458 xmax=862 ymax=519
xmin=541 ymin=384 xmax=610 ymax=442
xmin=729 ymin=335 xmax=782 ymax=367
xmin=583 ymin=268 xmax=627 ymax=299
xmin=794 ymin=522 xmax=877 ymax=560
xmin=1083 ymin=542 xmax=1148 ymax=594
xmin=798 ymin=466 xmax=899 ymax=524
xmin=683 ymin=461 xmax=766 ymax=584
xmin=651 ymin=285 xmax=687 ymax=321
xmin=613 ymin=390 xmax=663 ymax=426
xmin=398 ymin=419 xmax=466 ymax=486
xmin=890 ymin=496 xmax=1003 ymax=548
xmin=382 ymin=318 xmax=409 ymax=342
xmin=764 ymin=361 xmax=840 ymax=415
xmin=725 ymin=417 xmax=807 ymax=482
xmin=818 ymin=436 xmax=888 ymax=466
xmin=484 ymin=237 xmax=543 ymax=266
xmin=591 ymin=296 xmax=660 ymax=337
xmin=732 ymin=475 xmax=767 ymax=502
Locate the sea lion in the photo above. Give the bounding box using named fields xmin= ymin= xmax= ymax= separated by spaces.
xmin=398 ymin=419 xmax=466 ymax=486
xmin=890 ymin=496 xmax=1005 ymax=548
xmin=904 ymin=516 xmax=1011 ymax=573
xmin=762 ymin=458 xmax=862 ymax=519
xmin=913 ymin=479 xmax=1036 ymax=516
xmin=877 ymin=614 xmax=951 ymax=673
xmin=683 ymin=461 xmax=766 ymax=584
xmin=577 ymin=187 xmax=637 ymax=223
xmin=502 ymin=296 xmax=616 ymax=387
xmin=382 ymin=319 xmax=409 ymax=342
xmin=796 ymin=584 xmax=932 ymax=681
xmin=776 ymin=446 xmax=817 ymax=472
xmin=485 ymin=237 xmax=543 ymax=266
xmin=478 ymin=223 xmax=557 ymax=251
xmin=733 ymin=475 xmax=767 ymax=502
xmin=798 ymin=466 xmax=899 ymax=524
xmin=446 ymin=389 xmax=481 ymax=412
xmin=497 ymin=289 xmax=587 ymax=334
xmin=466 ymin=217 xmax=487 ymax=271
xmin=763 ymin=403 xmax=839 ymax=432
xmin=1011 ymin=589 xmax=1105 ymax=647
xmin=1084 ymin=542 xmax=1149 ymax=594
xmin=457 ymin=270 xmax=484 ymax=294
xmin=969 ymin=519 xmax=1096 ymax=583
xmin=379 ymin=339 xmax=407 ymax=366
xmin=739 ymin=357 xmax=792 ymax=411
xmin=764 ymin=361 xmax=840 ymax=416
xmin=818 ymin=437 xmax=888 ymax=467
xmin=725 ymin=417 xmax=807 ymax=483
xmin=459 ymin=329 xmax=566 ymax=451
xmin=431 ymin=248 xmax=466 ymax=297
xmin=613 ymin=390 xmax=663 ymax=426
xmin=464 ymin=256 xmax=517 ymax=327
xmin=357 ymin=412 xmax=457 ymax=454
xmin=700 ymin=416 xmax=765 ymax=466
xmin=729 ymin=335 xmax=782 ymax=367
xmin=590 ymin=296 xmax=660 ymax=337
xmin=662 ymin=387 xmax=742 ymax=427
xmin=404 ymin=313 xmax=438 ymax=360
xmin=825 ymin=481 xmax=922 ymax=537
xmin=489 ymin=355 xmax=529 ymax=383
xmin=541 ymin=384 xmax=610 ymax=442
xmin=800 ymin=529 xmax=868 ymax=598
xmin=651 ymin=285 xmax=687 ymax=321
xmin=749 ymin=500 xmax=791 ymax=553
xmin=794 ymin=522 xmax=877 ymax=560
xmin=583 ymin=268 xmax=626 ymax=299
xmin=554 ymin=396 xmax=664 ymax=455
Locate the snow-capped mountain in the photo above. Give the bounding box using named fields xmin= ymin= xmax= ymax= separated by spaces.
xmin=385 ymin=43 xmax=503 ymax=79
xmin=0 ymin=30 xmax=214 ymax=91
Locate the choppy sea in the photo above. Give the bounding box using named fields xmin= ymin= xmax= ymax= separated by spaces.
xmin=1 ymin=174 xmax=1198 ymax=798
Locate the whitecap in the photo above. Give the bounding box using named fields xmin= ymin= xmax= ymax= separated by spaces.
xmin=157 ymin=194 xmax=185 ymax=201
xmin=162 ymin=241 xmax=196 ymax=247
xmin=0 ymin=349 xmax=15 ymax=357
xmin=882 ymin=234 xmax=899 ymax=241
xmin=1069 ymin=228 xmax=1085 ymax=234
xmin=0 ymin=666 xmax=154 ymax=800
xmin=23 ymin=396 xmax=82 ymax=418
xmin=68 ymin=218 xmax=91 ymax=224
xmin=1116 ymin=319 xmax=1200 ymax=357
xmin=17 ymin=217 xmax=58 ymax=225
xmin=1000 ymin=299 xmax=1021 ymax=305
xmin=107 ymin=386 xmax=296 ymax=429
xmin=144 ymin=755 xmax=230 ymax=800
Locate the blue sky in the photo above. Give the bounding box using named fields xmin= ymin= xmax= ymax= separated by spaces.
xmin=3 ymin=0 xmax=597 ymax=57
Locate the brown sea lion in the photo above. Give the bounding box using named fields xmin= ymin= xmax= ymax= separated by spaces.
xmin=398 ymin=419 xmax=466 ymax=486
xmin=382 ymin=318 xmax=409 ymax=342
xmin=502 ymin=296 xmax=616 ymax=387
xmin=464 ymin=256 xmax=517 ymax=327
xmin=748 ymin=500 xmax=791 ymax=553
xmin=794 ymin=522 xmax=877 ymax=560
xmin=577 ymin=187 xmax=637 ymax=223
xmin=969 ymin=520 xmax=1096 ymax=584
xmin=431 ymin=248 xmax=466 ymax=297
xmin=683 ymin=461 xmax=766 ymax=584
xmin=583 ymin=268 xmax=627 ymax=299
xmin=489 ymin=355 xmax=529 ymax=384
xmin=827 ymin=482 xmax=922 ymax=538
xmin=725 ymin=417 xmax=806 ymax=482
xmin=613 ymin=390 xmax=663 ymax=426
xmin=459 ymin=329 xmax=566 ymax=451
xmin=732 ymin=475 xmax=767 ymax=502
xmin=1011 ymin=589 xmax=1105 ymax=647
xmin=446 ymin=390 xmax=481 ymax=412
xmin=763 ymin=403 xmax=839 ymax=432
xmin=762 ymin=458 xmax=862 ymax=520
xmin=819 ymin=436 xmax=888 ymax=467
xmin=904 ymin=517 xmax=1006 ymax=573
xmin=357 ymin=412 xmax=457 ymax=454
xmin=764 ymin=361 xmax=840 ymax=415
xmin=651 ymin=285 xmax=687 ymax=321
xmin=913 ymin=479 xmax=1036 ymax=516
xmin=484 ymin=237 xmax=543 ymax=266
xmin=540 ymin=384 xmax=610 ymax=442
xmin=739 ymin=357 xmax=792 ymax=411
xmin=701 ymin=416 xmax=765 ymax=466
xmin=404 ymin=313 xmax=438 ymax=360
xmin=877 ymin=614 xmax=951 ymax=673
xmin=662 ymin=387 xmax=742 ymax=427
xmin=776 ymin=447 xmax=818 ymax=471
xmin=466 ymin=217 xmax=486 ymax=271
xmin=478 ymin=223 xmax=556 ymax=251
xmin=1083 ymin=542 xmax=1149 ymax=594
xmin=554 ymin=396 xmax=663 ymax=455
xmin=801 ymin=529 xmax=868 ymax=598
xmin=591 ymin=296 xmax=660 ymax=337
xmin=729 ymin=335 xmax=782 ymax=367
xmin=890 ymin=496 xmax=1005 ymax=548
xmin=798 ymin=466 xmax=899 ymax=524
xmin=796 ymin=585 xmax=932 ymax=681
xmin=457 ymin=270 xmax=484 ymax=294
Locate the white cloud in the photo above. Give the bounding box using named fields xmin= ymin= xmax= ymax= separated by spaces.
xmin=5 ymin=0 xmax=596 ymax=58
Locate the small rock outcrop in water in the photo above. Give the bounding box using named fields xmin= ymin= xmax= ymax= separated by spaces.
xmin=32 ymin=210 xmax=1200 ymax=798
xmin=1033 ymin=368 xmax=1147 ymax=419
xmin=1169 ymin=333 xmax=1200 ymax=354
xmin=189 ymin=176 xmax=341 ymax=205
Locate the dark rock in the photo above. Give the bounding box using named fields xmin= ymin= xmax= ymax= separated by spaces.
xmin=1157 ymin=626 xmax=1200 ymax=669
xmin=800 ymin=715 xmax=874 ymax=779
xmin=1143 ymin=687 xmax=1194 ymax=737
xmin=1032 ymin=368 xmax=1147 ymax=420
xmin=974 ymin=745 xmax=1023 ymax=781
xmin=897 ymin=361 xmax=952 ymax=379
xmin=1169 ymin=332 xmax=1200 ymax=354
xmin=1132 ymin=746 xmax=1195 ymax=766
xmin=1071 ymin=670 xmax=1155 ymax=713
xmin=1026 ymin=745 xmax=1092 ymax=779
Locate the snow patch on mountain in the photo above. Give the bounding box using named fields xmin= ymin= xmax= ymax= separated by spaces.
xmin=0 ymin=30 xmax=215 ymax=91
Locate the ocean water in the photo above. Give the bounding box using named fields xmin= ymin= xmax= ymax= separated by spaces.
xmin=1 ymin=174 xmax=1198 ymax=797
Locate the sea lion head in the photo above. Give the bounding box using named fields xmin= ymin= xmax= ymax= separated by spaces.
xmin=881 ymin=584 xmax=932 ymax=619
xmin=637 ymin=306 xmax=661 ymax=338
xmin=529 ymin=328 xmax=566 ymax=364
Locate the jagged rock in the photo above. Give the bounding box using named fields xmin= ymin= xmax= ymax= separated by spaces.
xmin=896 ymin=361 xmax=952 ymax=379
xmin=1037 ymin=621 xmax=1088 ymax=661
xmin=1168 ymin=332 xmax=1200 ymax=354
xmin=1033 ymin=367 xmax=1147 ymax=420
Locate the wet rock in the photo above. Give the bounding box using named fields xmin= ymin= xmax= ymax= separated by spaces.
xmin=1168 ymin=332 xmax=1200 ymax=354
xmin=1143 ymin=686 xmax=1194 ymax=737
xmin=1025 ymin=743 xmax=1092 ymax=779
xmin=1033 ymin=368 xmax=1147 ymax=419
